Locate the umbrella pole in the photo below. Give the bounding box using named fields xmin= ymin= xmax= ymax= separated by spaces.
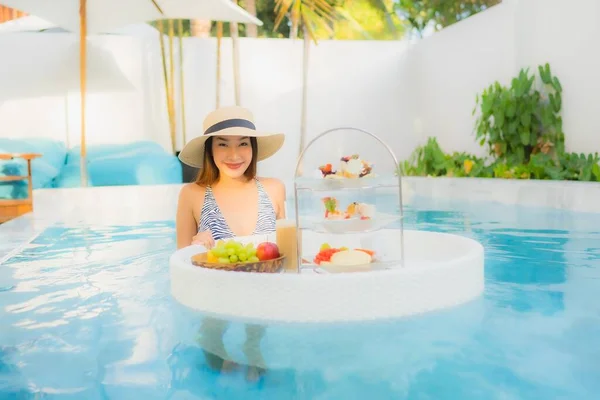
xmin=230 ymin=3 xmax=241 ymax=106
xmin=79 ymin=0 xmax=88 ymax=187
xmin=168 ymin=20 xmax=177 ymax=152
xmin=177 ymin=19 xmax=187 ymax=145
xmin=216 ymin=22 xmax=223 ymax=108
xmin=158 ymin=21 xmax=175 ymax=153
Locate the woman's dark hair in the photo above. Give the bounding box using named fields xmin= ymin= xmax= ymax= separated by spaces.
xmin=195 ymin=136 xmax=258 ymax=186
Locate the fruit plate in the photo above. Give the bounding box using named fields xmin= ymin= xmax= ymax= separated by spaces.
xmin=191 ymin=252 xmax=286 ymax=273
xmin=309 ymin=212 xmax=401 ymax=234
xmin=312 ymin=260 xmax=394 ymax=274
xmin=307 ymin=247 xmax=390 ymax=274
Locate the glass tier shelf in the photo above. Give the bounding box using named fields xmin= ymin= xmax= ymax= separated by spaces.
xmin=293 ymin=127 xmax=406 ymax=270
xmin=294 ymin=175 xmax=400 ymax=191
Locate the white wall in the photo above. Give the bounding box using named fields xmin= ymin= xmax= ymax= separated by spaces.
xmin=409 ymin=1 xmax=517 ymax=157
xmin=514 ymin=0 xmax=600 ymax=154
xmin=411 ymin=0 xmax=600 ymax=156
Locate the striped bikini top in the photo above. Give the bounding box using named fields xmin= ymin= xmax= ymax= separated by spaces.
xmin=198 ymin=179 xmax=277 ymax=241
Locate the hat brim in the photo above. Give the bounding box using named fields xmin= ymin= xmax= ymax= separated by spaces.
xmin=178 ymin=126 xmax=285 ymax=168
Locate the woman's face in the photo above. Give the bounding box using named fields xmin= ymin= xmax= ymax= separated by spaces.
xmin=211 ymin=135 xmax=253 ymax=179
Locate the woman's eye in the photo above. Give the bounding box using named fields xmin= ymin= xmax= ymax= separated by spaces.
xmin=240 ymin=142 xmax=249 ymax=146
xmin=218 ymin=143 xmax=227 ymax=147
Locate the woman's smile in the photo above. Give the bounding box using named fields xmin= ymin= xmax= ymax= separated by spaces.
xmin=224 ymin=162 xmax=244 ymax=170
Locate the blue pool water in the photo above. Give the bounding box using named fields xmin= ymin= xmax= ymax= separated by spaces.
xmin=1 ymin=198 xmax=599 ymax=399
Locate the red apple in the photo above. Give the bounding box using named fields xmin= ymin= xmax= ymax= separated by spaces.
xmin=256 ymin=242 xmax=280 ymax=261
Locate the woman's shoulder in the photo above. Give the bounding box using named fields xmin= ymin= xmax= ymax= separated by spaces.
xmin=257 ymin=177 xmax=286 ymax=198
xmin=178 ymin=182 xmax=207 ymax=203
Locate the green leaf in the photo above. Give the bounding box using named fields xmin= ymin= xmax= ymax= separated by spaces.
xmin=521 ymin=113 xmax=531 ymax=127
xmin=482 ymin=96 xmax=493 ymax=115
xmin=520 ymin=129 xmax=531 ymax=145
xmin=516 ymin=147 xmax=525 ymax=163
xmin=494 ymin=110 xmax=505 ymax=128
xmin=592 ymin=163 xmax=600 ymax=180
xmin=552 ymin=77 xmax=562 ymax=93
xmin=539 ymin=63 xmax=552 ymax=84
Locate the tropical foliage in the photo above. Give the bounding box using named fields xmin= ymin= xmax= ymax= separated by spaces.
xmin=400 ymin=64 xmax=600 ymax=182
xmin=394 ymin=0 xmax=500 ymax=37
xmin=147 ymin=0 xmax=495 ymax=40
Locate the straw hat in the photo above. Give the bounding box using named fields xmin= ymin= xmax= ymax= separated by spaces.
xmin=178 ymin=106 xmax=285 ymax=168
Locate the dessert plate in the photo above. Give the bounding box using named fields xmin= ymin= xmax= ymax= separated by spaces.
xmin=306 ymin=212 xmax=401 ymax=233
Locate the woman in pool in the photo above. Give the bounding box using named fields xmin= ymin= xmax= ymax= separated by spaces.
xmin=176 ymin=105 xmax=286 ymax=381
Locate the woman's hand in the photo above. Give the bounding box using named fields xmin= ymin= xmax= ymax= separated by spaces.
xmin=192 ymin=230 xmax=215 ymax=249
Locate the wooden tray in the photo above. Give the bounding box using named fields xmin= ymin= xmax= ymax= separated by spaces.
xmin=191 ymin=252 xmax=286 ymax=273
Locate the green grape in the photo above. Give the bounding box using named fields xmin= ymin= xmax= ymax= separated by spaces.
xmin=227 ymin=248 xmax=235 ymax=256
xmin=245 ymin=243 xmax=254 ymax=251
xmin=229 ymin=254 xmax=239 ymax=263
xmin=225 ymin=240 xmax=237 ymax=249
xmin=212 ymin=247 xmax=226 ymax=257
xmin=248 ymin=256 xmax=259 ymax=263
xmin=215 ymin=240 xmax=225 ymax=248
xmin=238 ymin=252 xmax=248 ymax=262
xmin=218 ymin=257 xmax=230 ymax=264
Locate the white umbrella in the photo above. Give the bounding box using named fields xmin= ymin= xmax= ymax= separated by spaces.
xmin=0 ymin=0 xmax=261 ymax=34
xmin=0 ymin=14 xmax=161 ymax=37
xmin=0 ymin=0 xmax=263 ymax=186
xmin=0 ymin=36 xmax=135 ymax=98
xmin=0 ymin=14 xmax=53 ymax=32
xmin=0 ymin=34 xmax=136 ymax=148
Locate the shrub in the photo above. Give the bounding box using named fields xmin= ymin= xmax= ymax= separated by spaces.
xmin=399 ymin=63 xmax=600 ymax=182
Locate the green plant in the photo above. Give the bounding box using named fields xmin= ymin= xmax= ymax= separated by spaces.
xmin=398 ymin=137 xmax=491 ymax=178
xmin=473 ymin=63 xmax=564 ymax=165
xmin=400 ymin=63 xmax=600 ymax=183
xmin=399 ymin=138 xmax=600 ymax=182
xmin=558 ymin=152 xmax=600 ymax=181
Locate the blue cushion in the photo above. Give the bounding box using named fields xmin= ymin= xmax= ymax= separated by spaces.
xmin=56 ymin=142 xmax=182 ymax=187
xmin=65 ymin=141 xmax=167 ymax=166
xmin=88 ymin=152 xmax=182 ymax=186
xmin=0 ymin=160 xmax=28 ymax=199
xmin=0 ymin=138 xmax=67 ymax=189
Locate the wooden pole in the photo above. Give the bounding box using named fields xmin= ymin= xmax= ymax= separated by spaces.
xmin=230 ymin=1 xmax=241 ymax=106
xmin=167 ymin=19 xmax=177 ymax=152
xmin=177 ymin=19 xmax=187 ymax=145
xmin=79 ymin=0 xmax=88 ymax=186
xmin=216 ymin=22 xmax=223 ymax=108
xmin=298 ymin=23 xmax=310 ymax=175
xmin=158 ymin=21 xmax=175 ymax=153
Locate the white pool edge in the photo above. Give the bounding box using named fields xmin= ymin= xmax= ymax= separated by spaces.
xmin=401 ymin=177 xmax=600 ymax=214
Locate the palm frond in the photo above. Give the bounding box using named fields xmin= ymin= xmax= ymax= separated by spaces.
xmin=301 ymin=6 xmax=334 ymax=43
xmin=273 ymin=0 xmax=294 ymax=30
xmin=334 ymin=7 xmax=374 ymax=40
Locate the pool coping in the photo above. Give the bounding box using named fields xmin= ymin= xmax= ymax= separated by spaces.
xmin=401 ymin=177 xmax=600 ymax=214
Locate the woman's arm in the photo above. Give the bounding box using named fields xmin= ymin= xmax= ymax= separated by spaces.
xmin=176 ymin=184 xmax=200 ymax=249
xmin=260 ymin=177 xmax=286 ymax=219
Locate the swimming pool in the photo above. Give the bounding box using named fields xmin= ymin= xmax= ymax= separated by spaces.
xmin=1 ymin=184 xmax=599 ymax=399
